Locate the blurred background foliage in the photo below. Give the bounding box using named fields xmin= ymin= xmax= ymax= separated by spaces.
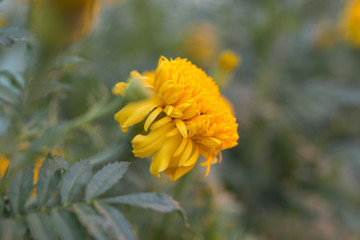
xmin=1 ymin=0 xmax=360 ymax=239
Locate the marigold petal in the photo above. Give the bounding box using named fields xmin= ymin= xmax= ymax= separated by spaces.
xmin=183 ymin=146 xmax=199 ymax=167
xmin=173 ymin=138 xmax=188 ymax=157
xmin=149 ymin=135 xmax=181 ymax=177
xmin=165 ymin=164 xmax=196 ymax=181
xmin=114 ymin=99 xmax=156 ymax=131
xmin=122 ymin=101 xmax=157 ymax=129
xmin=174 ymin=119 xmax=188 ymax=138
xmin=132 ymin=123 xmax=174 ymax=149
xmin=144 ymin=107 xmax=163 ymax=132
xmin=150 ymin=117 xmax=172 ymax=130
xmin=168 ymin=108 xmax=183 ymax=118
xmin=178 ymin=139 xmax=193 ymax=166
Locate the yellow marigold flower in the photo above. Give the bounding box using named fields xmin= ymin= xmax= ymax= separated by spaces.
xmin=341 ymin=0 xmax=360 ymax=46
xmin=114 ymin=57 xmax=239 ymax=180
xmin=218 ymin=50 xmax=241 ymax=71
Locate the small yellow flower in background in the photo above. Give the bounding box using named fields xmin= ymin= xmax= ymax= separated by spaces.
xmin=31 ymin=0 xmax=100 ymax=46
xmin=218 ymin=50 xmax=241 ymax=71
xmin=114 ymin=57 xmax=239 ymax=181
xmin=341 ymin=0 xmax=360 ymax=47
xmin=211 ymin=50 xmax=241 ymax=89
xmin=0 ymin=156 xmax=10 ymax=177
xmin=183 ymin=22 xmax=219 ymax=67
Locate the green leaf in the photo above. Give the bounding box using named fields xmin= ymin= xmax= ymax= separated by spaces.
xmin=37 ymin=155 xmax=68 ymax=206
xmin=0 ymin=81 xmax=21 ymax=107
xmin=101 ymin=192 xmax=182 ymax=212
xmin=0 ymin=27 xmax=30 ymax=47
xmin=94 ymin=201 xmax=136 ymax=240
xmin=0 ymin=218 xmax=27 ymax=240
xmin=8 ymin=165 xmax=34 ymax=214
xmin=101 ymin=192 xmax=188 ymax=224
xmin=85 ymin=162 xmax=129 ymax=200
xmin=61 ymin=160 xmax=92 ymax=204
xmin=72 ymin=204 xmax=108 ymax=240
xmin=0 ymin=70 xmax=25 ymax=90
xmin=27 ymin=212 xmax=57 ymax=240
xmin=51 ymin=209 xmax=86 ymax=240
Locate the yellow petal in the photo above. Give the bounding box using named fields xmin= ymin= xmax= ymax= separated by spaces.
xmin=112 ymin=82 xmax=127 ymax=96
xmin=173 ymin=138 xmax=188 ymax=157
xmin=163 ymin=91 xmax=180 ymax=104
xmin=178 ymin=139 xmax=193 ymax=166
xmin=132 ymin=123 xmax=174 ymax=149
xmin=122 ymin=101 xmax=157 ymax=129
xmin=168 ymin=108 xmax=183 ymax=118
xmin=198 ymin=137 xmax=222 ymax=148
xmin=176 ymin=102 xmax=191 ymax=111
xmin=166 ymin=128 xmax=180 ymax=138
xmin=183 ymin=146 xmax=199 ymax=167
xmin=144 ymin=107 xmax=163 ymax=132
xmin=174 ymin=119 xmax=188 ymax=138
xmin=132 ymin=136 xmax=167 ymax=158
xmin=114 ymin=99 xmax=156 ymax=130
xmin=165 ymin=164 xmax=196 ymax=181
xmin=149 ymin=135 xmax=181 ymax=177
xmin=164 ymin=105 xmax=174 ymax=116
xmin=158 ymin=80 xmax=174 ymax=98
xmin=150 ymin=117 xmax=172 ymax=130
xmin=200 ymin=155 xmax=215 ymax=177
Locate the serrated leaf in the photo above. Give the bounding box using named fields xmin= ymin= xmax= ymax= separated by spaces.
xmin=0 ymin=82 xmax=21 ymax=106
xmin=85 ymin=162 xmax=129 ymax=200
xmin=73 ymin=204 xmax=108 ymax=240
xmin=101 ymin=192 xmax=182 ymax=212
xmin=0 ymin=26 xmax=30 ymax=47
xmin=94 ymin=201 xmax=136 ymax=240
xmin=101 ymin=192 xmax=188 ymax=224
xmin=8 ymin=165 xmax=34 ymax=214
xmin=37 ymin=155 xmax=68 ymax=206
xmin=0 ymin=218 xmax=27 ymax=240
xmin=0 ymin=70 xmax=25 ymax=90
xmin=51 ymin=209 xmax=86 ymax=240
xmin=61 ymin=160 xmax=92 ymax=204
xmin=27 ymin=212 xmax=57 ymax=240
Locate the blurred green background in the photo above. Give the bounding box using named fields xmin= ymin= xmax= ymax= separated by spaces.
xmin=1 ymin=0 xmax=360 ymax=239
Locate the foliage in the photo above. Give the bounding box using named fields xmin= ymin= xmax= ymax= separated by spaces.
xmin=0 ymin=154 xmax=183 ymax=240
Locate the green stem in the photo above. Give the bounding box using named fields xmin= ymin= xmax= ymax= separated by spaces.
xmin=67 ymin=96 xmax=124 ymax=129
xmin=155 ymin=171 xmax=193 ymax=239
